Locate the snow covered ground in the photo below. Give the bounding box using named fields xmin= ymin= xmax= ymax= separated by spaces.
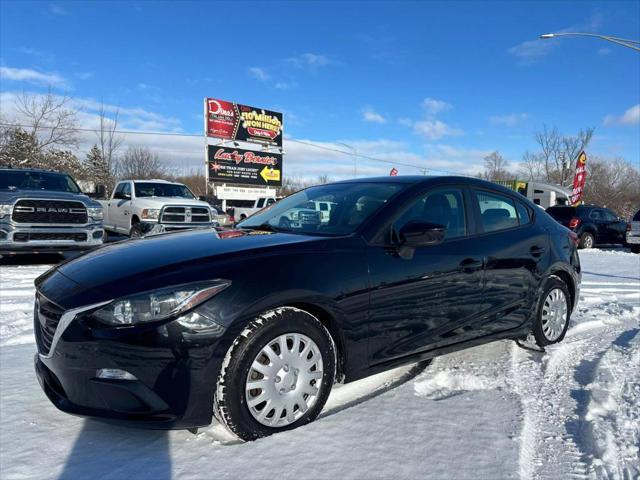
xmin=0 ymin=249 xmax=638 ymax=480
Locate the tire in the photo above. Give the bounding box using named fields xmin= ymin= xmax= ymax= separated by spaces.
xmin=630 ymin=245 xmax=640 ymax=254
xmin=239 ymin=214 xmax=247 ymax=221
xmin=214 ymin=307 xmax=336 ymax=441
xmin=129 ymin=222 xmax=144 ymax=238
xmin=579 ymin=232 xmax=594 ymax=249
xmin=532 ymin=276 xmax=571 ymax=347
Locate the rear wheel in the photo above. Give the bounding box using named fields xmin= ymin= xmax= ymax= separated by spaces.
xmin=532 ymin=277 xmax=571 ymax=347
xmin=579 ymin=232 xmax=594 ymax=249
xmin=630 ymin=245 xmax=640 ymax=254
xmin=214 ymin=307 xmax=336 ymax=441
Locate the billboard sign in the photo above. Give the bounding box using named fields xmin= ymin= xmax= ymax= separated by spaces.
xmin=205 ymin=98 xmax=283 ymax=147
xmin=570 ymin=151 xmax=587 ymax=205
xmin=208 ymin=145 xmax=282 ymax=186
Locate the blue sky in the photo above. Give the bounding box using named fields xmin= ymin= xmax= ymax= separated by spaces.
xmin=1 ymin=0 xmax=639 ymax=179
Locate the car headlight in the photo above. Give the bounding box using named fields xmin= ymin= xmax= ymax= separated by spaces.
xmin=0 ymin=204 xmax=12 ymax=219
xmin=87 ymin=207 xmax=103 ymax=220
xmin=141 ymin=208 xmax=160 ymax=220
xmin=91 ymin=280 xmax=230 ymax=326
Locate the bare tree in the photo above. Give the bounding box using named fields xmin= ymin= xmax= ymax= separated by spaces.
xmin=481 ymin=151 xmax=512 ymax=181
xmin=14 ymin=88 xmax=78 ymax=150
xmin=582 ymin=157 xmax=640 ymax=218
xmin=534 ymin=125 xmax=595 ymax=185
xmin=97 ymin=103 xmax=124 ymax=176
xmin=116 ymin=147 xmax=168 ymax=180
xmin=518 ymin=150 xmax=545 ymax=180
xmin=534 ymin=125 xmax=560 ymax=183
xmin=559 ymin=127 xmax=594 ymax=186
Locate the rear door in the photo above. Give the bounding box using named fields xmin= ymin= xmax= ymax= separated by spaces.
xmin=469 ymin=188 xmax=547 ymax=334
xmin=111 ymin=182 xmax=132 ymax=233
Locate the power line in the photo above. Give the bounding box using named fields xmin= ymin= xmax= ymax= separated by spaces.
xmin=0 ymin=122 xmax=473 ymax=176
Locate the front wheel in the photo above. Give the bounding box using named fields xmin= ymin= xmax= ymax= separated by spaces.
xmin=214 ymin=307 xmax=336 ymax=441
xmin=630 ymin=244 xmax=640 ymax=254
xmin=532 ymin=277 xmax=571 ymax=347
xmin=129 ymin=222 xmax=144 ymax=238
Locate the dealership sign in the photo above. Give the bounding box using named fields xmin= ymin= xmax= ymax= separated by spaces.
xmin=208 ymin=146 xmax=282 ymax=186
xmin=206 ymin=98 xmax=283 ymax=147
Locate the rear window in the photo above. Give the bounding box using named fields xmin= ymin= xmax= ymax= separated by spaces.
xmin=545 ymin=206 xmax=576 ymax=221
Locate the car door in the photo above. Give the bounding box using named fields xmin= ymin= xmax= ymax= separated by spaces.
xmin=469 ymin=188 xmax=548 ymax=334
xmin=366 ymin=186 xmax=486 ymax=365
xmin=588 ymin=209 xmax=606 ymax=243
xmin=601 ymin=209 xmax=627 ymax=244
xmin=111 ymin=182 xmax=132 ymax=233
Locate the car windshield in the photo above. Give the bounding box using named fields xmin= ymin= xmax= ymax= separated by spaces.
xmin=546 ymin=206 xmax=576 ymax=221
xmin=134 ymin=182 xmax=195 ymax=198
xmin=0 ymin=170 xmax=81 ymax=193
xmin=238 ymin=182 xmax=404 ymax=236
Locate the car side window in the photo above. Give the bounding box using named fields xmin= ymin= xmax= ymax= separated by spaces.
xmin=122 ymin=182 xmax=131 ymax=198
xmin=256 ymin=198 xmax=265 ymax=208
xmin=602 ymin=210 xmax=617 ymax=221
xmin=589 ymin=210 xmax=602 ymax=220
xmin=393 ymin=188 xmax=467 ymax=240
xmin=474 ymin=190 xmax=519 ymax=233
xmin=114 ymin=183 xmax=125 ymax=196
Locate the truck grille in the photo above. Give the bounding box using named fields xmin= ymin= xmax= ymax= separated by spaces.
xmin=34 ymin=294 xmax=65 ymax=355
xmin=14 ymin=232 xmax=87 ymax=242
xmin=12 ymin=200 xmax=87 ymax=225
xmin=160 ymin=206 xmax=210 ymax=224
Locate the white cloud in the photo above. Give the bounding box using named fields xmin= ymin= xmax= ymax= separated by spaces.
xmin=603 ymin=104 xmax=640 ymax=126
xmin=413 ymin=120 xmax=463 ymax=140
xmin=0 ymin=66 xmax=68 ymax=88
xmin=248 ymin=67 xmax=270 ymax=82
xmin=597 ymin=47 xmax=611 ymax=56
xmin=287 ymin=53 xmax=332 ymax=69
xmin=362 ymin=108 xmax=386 ymax=124
xmin=274 ymin=81 xmax=297 ymax=90
xmin=489 ymin=113 xmax=528 ymax=127
xmin=50 ymin=3 xmax=69 ymax=15
xmin=422 ymin=98 xmax=452 ymax=115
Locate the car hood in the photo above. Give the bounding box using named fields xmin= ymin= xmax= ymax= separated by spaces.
xmin=55 ymin=228 xmax=327 ymax=290
xmin=0 ymin=189 xmax=100 ymax=206
xmin=133 ymin=197 xmax=211 ymax=208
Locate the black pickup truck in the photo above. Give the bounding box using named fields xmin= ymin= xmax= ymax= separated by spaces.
xmin=0 ymin=168 xmax=105 ymax=257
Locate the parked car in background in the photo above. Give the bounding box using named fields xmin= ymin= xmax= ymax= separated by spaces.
xmin=545 ymin=205 xmax=628 ymax=249
xmin=0 ymin=168 xmax=104 ymax=257
xmin=227 ymin=196 xmax=277 ymax=221
xmin=99 ymin=179 xmax=217 ymax=237
xmin=34 ymin=176 xmax=580 ymax=441
xmin=625 ymin=209 xmax=640 ymax=254
xmin=197 ymin=196 xmax=234 ymax=227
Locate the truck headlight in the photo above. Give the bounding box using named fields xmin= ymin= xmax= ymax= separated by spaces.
xmin=87 ymin=207 xmax=103 ymax=220
xmin=0 ymin=204 xmax=12 ymax=219
xmin=141 ymin=208 xmax=160 ymax=220
xmin=91 ymin=280 xmax=230 ymax=326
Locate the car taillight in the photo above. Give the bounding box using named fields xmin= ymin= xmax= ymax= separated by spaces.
xmin=568 ymin=231 xmax=579 ymax=246
xmin=627 ymin=223 xmax=632 ymax=232
xmin=568 ymin=217 xmax=581 ymax=229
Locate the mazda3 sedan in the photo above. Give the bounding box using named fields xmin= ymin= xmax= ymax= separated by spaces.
xmin=34 ymin=176 xmax=581 ymax=440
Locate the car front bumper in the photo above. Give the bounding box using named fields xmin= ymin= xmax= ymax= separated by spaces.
xmin=0 ymin=222 xmax=104 ymax=254
xmin=33 ymin=299 xmax=230 ymax=429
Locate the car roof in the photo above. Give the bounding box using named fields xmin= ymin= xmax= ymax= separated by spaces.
xmin=121 ymin=179 xmax=182 ymax=185
xmin=0 ymin=168 xmax=66 ymax=174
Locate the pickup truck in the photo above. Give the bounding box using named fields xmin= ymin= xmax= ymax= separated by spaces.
xmin=100 ymin=179 xmax=217 ymax=237
xmin=228 ymin=196 xmax=277 ymax=221
xmin=0 ymin=168 xmax=104 ymax=256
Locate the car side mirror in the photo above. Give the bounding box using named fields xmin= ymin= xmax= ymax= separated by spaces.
xmin=399 ymin=221 xmax=446 ymax=247
xmin=95 ymin=185 xmax=107 ymax=199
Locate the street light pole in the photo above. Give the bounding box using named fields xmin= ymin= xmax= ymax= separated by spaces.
xmin=539 ymin=32 xmax=640 ymax=52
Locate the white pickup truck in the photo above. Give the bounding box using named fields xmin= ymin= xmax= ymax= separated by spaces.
xmin=100 ymin=179 xmax=217 ymax=237
xmin=228 ymin=196 xmax=277 ymax=221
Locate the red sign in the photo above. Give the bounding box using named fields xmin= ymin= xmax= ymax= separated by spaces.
xmin=205 ymin=98 xmax=283 ymax=146
xmin=389 ymin=167 xmax=398 ymax=176
xmin=569 ymin=151 xmax=587 ymax=205
xmin=207 ymin=145 xmax=282 ymax=186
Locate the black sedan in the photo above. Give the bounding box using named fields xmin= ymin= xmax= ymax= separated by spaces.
xmin=34 ymin=176 xmax=581 ymax=441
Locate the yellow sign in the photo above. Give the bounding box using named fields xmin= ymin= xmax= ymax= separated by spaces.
xmin=260 ymin=166 xmax=281 ymax=182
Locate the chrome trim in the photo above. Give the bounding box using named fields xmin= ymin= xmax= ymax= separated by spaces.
xmin=38 ymin=299 xmax=112 ymax=359
xmin=10 ymin=197 xmax=89 ymax=225
xmin=158 ymin=204 xmax=212 ymax=225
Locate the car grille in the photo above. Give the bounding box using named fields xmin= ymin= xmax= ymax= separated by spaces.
xmin=12 ymin=200 xmax=87 ymax=225
xmin=14 ymin=232 xmax=87 ymax=242
xmin=160 ymin=206 xmax=210 ymax=224
xmin=34 ymin=294 xmax=65 ymax=355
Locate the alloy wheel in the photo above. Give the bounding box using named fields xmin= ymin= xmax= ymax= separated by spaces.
xmin=245 ymin=333 xmax=324 ymax=427
xmin=541 ymin=288 xmax=568 ymax=341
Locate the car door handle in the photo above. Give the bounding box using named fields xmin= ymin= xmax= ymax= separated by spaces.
xmin=459 ymin=258 xmax=483 ymax=273
xmin=530 ymin=246 xmax=546 ymax=257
